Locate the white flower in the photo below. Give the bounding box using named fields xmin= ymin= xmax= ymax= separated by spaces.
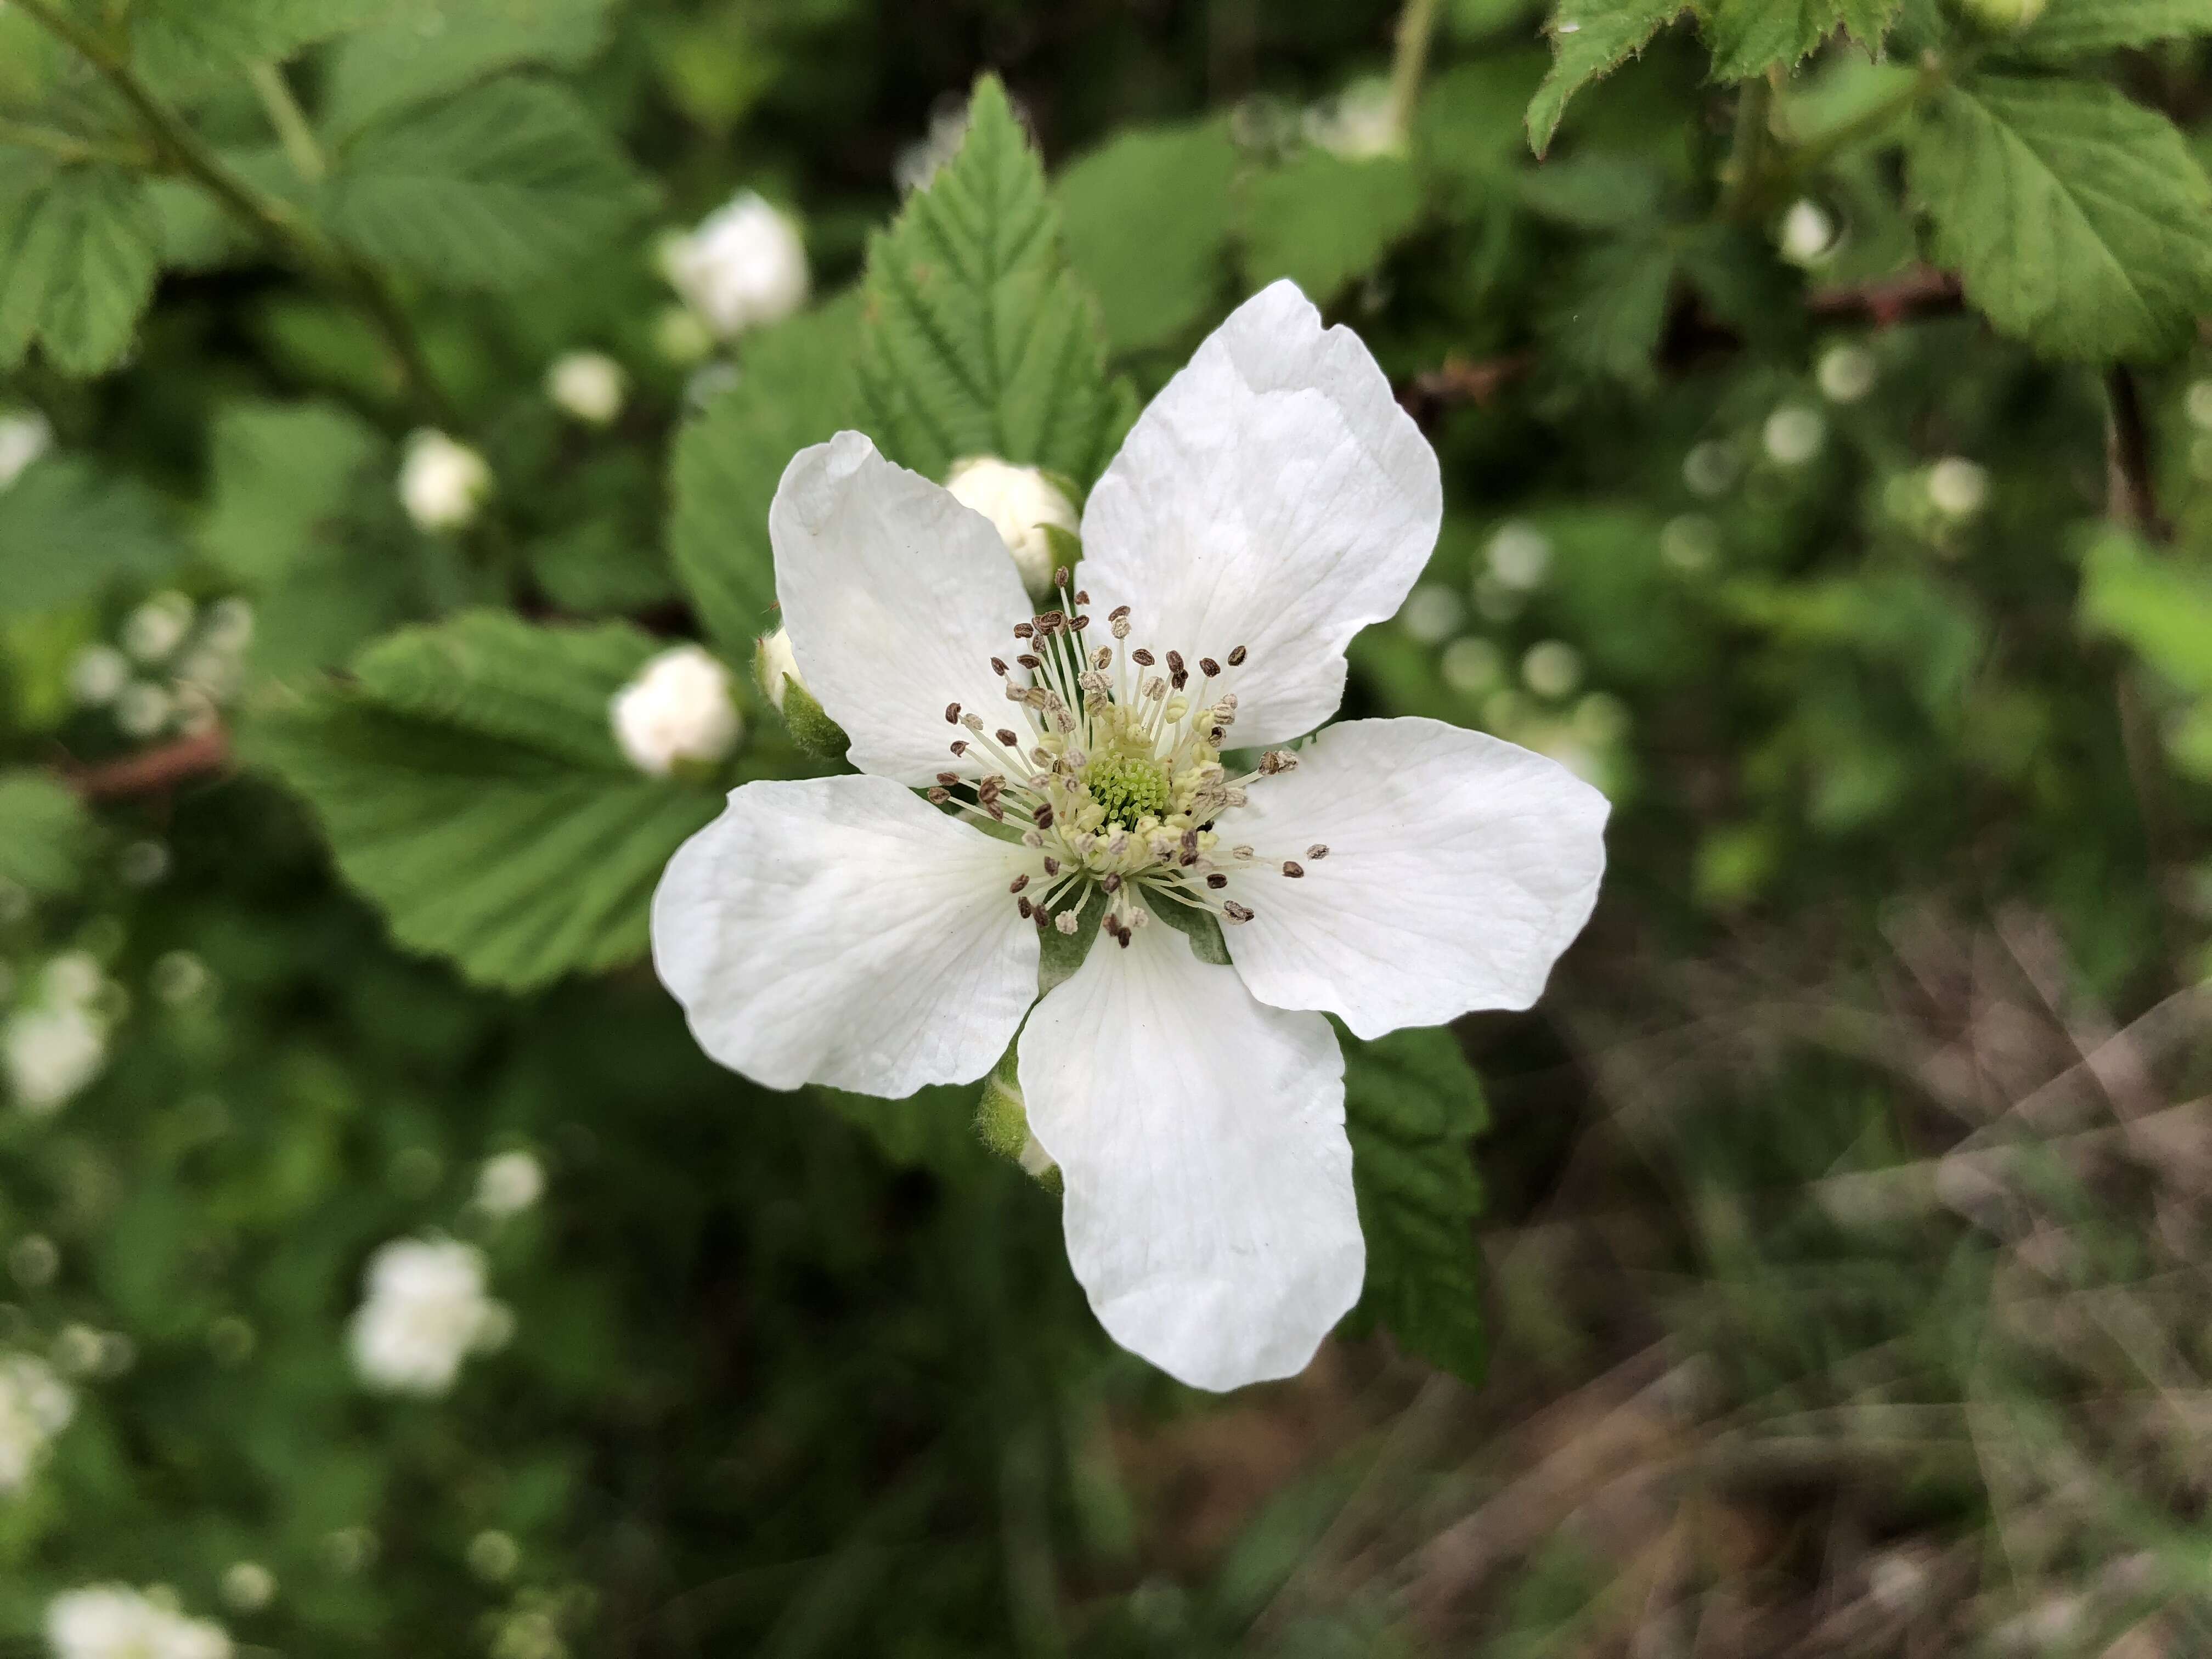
xmin=663 ymin=193 xmax=809 ymax=339
xmin=1778 ymin=198 xmax=1837 ymax=266
xmin=46 ymin=1587 xmax=230 ymax=1659
xmin=650 ymin=283 xmax=1608 ymax=1391
xmin=123 ymin=592 xmax=194 ymax=663
xmin=0 ymin=1352 xmax=74 ymax=1492
xmin=1927 ymin=455 xmax=1989 ymax=518
xmin=217 ymin=1564 xmax=274 ymax=1614
xmin=67 ymin=646 xmax=129 ymax=707
xmin=0 ymin=409 xmax=53 ymax=489
xmin=546 ymin=352 xmax=627 ymax=426
xmin=4 ymin=1003 xmax=107 ymax=1115
xmin=755 ymin=626 xmax=803 ymax=713
xmin=944 ymin=457 xmax=1080 ymax=601
xmin=399 ymin=431 xmax=492 ymax=532
xmin=611 ymin=645 xmax=742 ymax=778
xmin=474 ymin=1150 xmax=545 ymax=1218
xmin=347 ymin=1237 xmax=506 ymax=1396
xmin=1304 ymin=77 xmax=1401 ymax=160
xmin=1762 ymin=405 xmax=1825 ymax=466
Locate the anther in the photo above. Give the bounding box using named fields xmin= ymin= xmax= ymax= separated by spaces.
xmin=1057 ymin=910 xmax=1081 ymax=935
xmin=935 ymin=772 xmax=960 ymax=787
xmin=1227 ymin=645 xmax=1248 ymax=667
xmin=944 ymin=702 xmax=961 ymax=724
xmin=962 ymin=713 xmax=984 ymax=733
xmin=1042 ymin=857 xmax=1059 ymax=876
xmin=1009 ymin=874 xmax=1030 ymax=894
xmin=1075 ymin=590 xmax=1091 ymax=605
xmin=1034 ymin=906 xmax=1051 ymax=930
xmin=1199 ymin=657 xmax=1220 ymax=677
xmin=1206 ymin=873 xmax=1228 ymax=889
xmin=1166 ymin=650 xmax=1184 ymax=675
xmin=1307 ymin=844 xmax=1329 ymax=860
xmin=1282 ymin=861 xmax=1305 ymax=878
xmin=1223 ymin=901 xmax=1254 ymax=924
xmin=1032 ymin=803 xmax=1054 ymax=828
xmin=1054 ymin=566 xmax=1070 ymax=590
xmin=1017 ymin=653 xmax=1041 ymax=670
xmin=1072 ymin=615 xmax=1089 ymax=630
xmin=1101 ymin=873 xmax=1121 ymax=893
xmin=996 ymin=728 xmax=1019 ymax=747
xmin=927 ymin=788 xmax=950 ymax=804
xmin=950 ymin=740 xmax=968 ymax=756
xmin=1018 ymin=897 xmax=1034 ymax=919
xmin=1013 ymin=622 xmax=1034 ymax=639
xmin=1108 ymin=606 xmax=1131 ymax=622
xmin=1132 ymin=648 xmax=1155 ymax=667
xmin=991 ymin=657 xmax=1008 ymax=675
xmin=1258 ymin=751 xmax=1297 ymax=775
xmin=1091 ymin=647 xmax=1112 ymax=670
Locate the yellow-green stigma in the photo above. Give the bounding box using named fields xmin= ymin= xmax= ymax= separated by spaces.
xmin=1082 ymin=754 xmax=1171 ymax=830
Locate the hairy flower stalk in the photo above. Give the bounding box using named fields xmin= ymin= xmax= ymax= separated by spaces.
xmin=652 ymin=282 xmax=1609 ymax=1391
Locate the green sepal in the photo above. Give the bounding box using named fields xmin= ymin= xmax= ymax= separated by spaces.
xmin=1138 ymin=885 xmax=1231 ymax=967
xmin=974 ymin=1046 xmax=1062 ymax=1191
xmin=1037 ymin=886 xmax=1103 ymax=996
xmin=775 ymin=674 xmax=849 ymax=761
xmin=1039 ymin=522 xmax=1085 ymax=586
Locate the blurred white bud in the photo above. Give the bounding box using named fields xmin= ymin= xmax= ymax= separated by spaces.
xmin=44 ymin=953 xmax=102 ymax=1007
xmin=1927 ymin=455 xmax=1989 ymax=518
xmin=52 ymin=1324 xmax=102 ymax=1377
xmin=1486 ymin=521 xmax=1551 ymax=590
xmin=1816 ymin=343 xmax=1877 ymax=404
xmin=1777 ymin=199 xmax=1838 ymax=267
xmin=0 ymin=1352 xmax=74 ymax=1493
xmin=475 ymin=1150 xmax=545 ymax=1218
xmin=1522 ymin=640 xmax=1585 ymax=700
xmin=1682 ymin=439 xmax=1740 ymax=499
xmin=115 ymin=682 xmax=173 ymax=738
xmin=1959 ymin=0 xmax=2047 ymax=28
xmin=467 ymin=1530 xmax=522 ymax=1582
xmin=151 ymin=951 xmax=211 ymax=1007
xmin=0 ymin=409 xmax=53 ymax=489
xmin=944 ymin=457 xmax=1079 ymax=600
xmin=755 ymin=627 xmax=803 ymax=713
xmin=348 ymin=1237 xmax=506 ymax=1396
xmin=610 ymin=645 xmax=742 ymax=778
xmin=67 ymin=645 xmax=129 ymax=707
xmin=663 ymin=193 xmax=809 ymax=338
xmin=123 ymin=592 xmax=194 ymax=664
xmin=218 ymin=1564 xmax=275 ymax=1614
xmin=1440 ymin=636 xmax=1503 ymax=695
xmin=46 ymin=1586 xmax=231 ymax=1659
xmin=398 ymin=431 xmax=492 ymax=533
xmin=545 ymin=352 xmax=627 ymax=426
xmin=1398 ymin=583 xmax=1465 ymax=645
xmin=1660 ymin=514 xmax=1720 ymax=573
xmin=4 ymin=1003 xmax=106 ymax=1116
xmin=1762 ymin=404 xmax=1826 ymax=466
xmin=1304 ymin=77 xmax=1401 ymax=160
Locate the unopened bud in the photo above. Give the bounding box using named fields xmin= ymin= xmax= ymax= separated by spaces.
xmin=398 ymin=431 xmax=491 ymax=532
xmin=945 ymin=456 xmax=1080 ymax=601
xmin=610 ymin=645 xmax=742 ymax=778
xmin=754 ymin=627 xmax=803 ymax=713
xmin=661 ymin=192 xmax=810 ymax=338
xmin=545 ymin=351 xmax=627 ymax=426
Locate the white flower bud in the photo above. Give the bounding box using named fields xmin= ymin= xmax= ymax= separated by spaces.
xmin=1927 ymin=456 xmax=1989 ymax=518
xmin=1486 ymin=521 xmax=1551 ymax=590
xmin=1304 ymin=77 xmax=1401 ymax=160
xmin=663 ymin=193 xmax=809 ymax=339
xmin=1522 ymin=640 xmax=1585 ymax=701
xmin=611 ymin=645 xmax=742 ymax=778
xmin=67 ymin=645 xmax=129 ymax=707
xmin=218 ymin=1564 xmax=275 ymax=1614
xmin=0 ymin=409 xmax=52 ymax=490
xmin=1778 ymin=199 xmax=1838 ymax=267
xmin=0 ymin=1352 xmax=73 ymax=1493
xmin=1762 ymin=404 xmax=1826 ymax=466
xmin=3 ymin=1003 xmax=106 ymax=1115
xmin=1816 ymin=343 xmax=1877 ymax=404
xmin=545 ymin=351 xmax=627 ymax=426
xmin=123 ymin=591 xmax=194 ymax=663
xmin=944 ymin=457 xmax=1079 ymax=600
xmin=47 ymin=1585 xmax=232 ymax=1659
xmin=755 ymin=626 xmax=803 ymax=713
xmin=348 ymin=1237 xmax=504 ymax=1396
xmin=399 ymin=431 xmax=492 ymax=532
xmin=473 ymin=1150 xmax=544 ymax=1218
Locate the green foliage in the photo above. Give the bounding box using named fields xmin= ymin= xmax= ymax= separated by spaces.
xmin=668 ymin=295 xmax=860 ymax=653
xmin=1908 ymin=74 xmax=2212 ymax=361
xmin=1242 ymin=148 xmax=1425 ymax=304
xmin=0 ymin=458 xmax=178 ymax=613
xmin=1341 ymin=1025 xmax=1491 ymax=1385
xmin=0 ymin=770 xmax=90 ymax=896
xmin=0 ymin=164 xmax=159 ymax=376
xmin=1057 ymin=117 xmax=1238 ymax=356
xmin=320 ymin=0 xmax=616 ymax=137
xmin=199 ymin=400 xmax=385 ymax=586
xmin=246 ymin=614 xmax=720 ymax=990
xmin=855 ymin=76 xmax=1122 ymax=488
xmin=1702 ymin=0 xmax=1900 ymax=78
xmin=1527 ymin=0 xmax=1686 ymax=156
xmin=321 ymin=79 xmax=652 ymax=295
xmin=131 ymin=0 xmax=388 ymax=90
xmin=2006 ymin=0 xmax=2212 ymax=59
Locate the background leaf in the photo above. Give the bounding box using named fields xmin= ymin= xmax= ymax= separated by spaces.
xmin=0 ymin=770 xmax=92 ymax=897
xmin=0 ymin=457 xmax=180 ymax=613
xmin=320 ymin=0 xmax=616 ymax=137
xmin=0 ymin=163 xmax=159 ymax=376
xmin=1057 ymin=116 xmax=1239 ymax=357
xmin=1238 ymin=148 xmax=1425 ymax=304
xmin=1526 ymin=0 xmax=1687 ymax=156
xmin=2006 ymin=0 xmax=2212 ymax=60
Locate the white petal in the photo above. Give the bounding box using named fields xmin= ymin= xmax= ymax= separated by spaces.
xmin=771 ymin=432 xmax=1034 ymax=785
xmin=1018 ymin=920 xmax=1361 ymax=1391
xmin=1079 ymin=281 xmax=1442 ymax=748
xmin=652 ymin=774 xmax=1039 ymax=1094
xmin=1223 ymin=716 xmax=1608 ymax=1039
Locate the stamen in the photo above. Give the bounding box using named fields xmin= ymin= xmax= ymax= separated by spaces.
xmin=1227 ymin=645 xmax=1248 ymax=666
xmin=945 ymin=702 xmax=961 ymax=724
xmin=1307 ymin=844 xmax=1329 ymax=859
xmin=1009 ymin=874 xmax=1030 ymax=894
xmin=1223 ymin=901 xmax=1254 ymax=924
xmin=1281 ymin=861 xmax=1304 ymax=878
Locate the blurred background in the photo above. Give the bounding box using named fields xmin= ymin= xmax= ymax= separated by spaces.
xmin=3 ymin=0 xmax=2212 ymax=1654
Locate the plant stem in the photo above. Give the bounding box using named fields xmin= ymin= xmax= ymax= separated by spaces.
xmin=11 ymin=0 xmax=458 ymax=429
xmin=1760 ymin=63 xmax=1948 ymax=207
xmin=1717 ymin=73 xmax=1777 ymax=220
xmin=250 ymin=61 xmax=326 ymax=183
xmin=1385 ymin=0 xmax=1443 ymax=147
xmin=0 ymin=118 xmax=151 ymax=168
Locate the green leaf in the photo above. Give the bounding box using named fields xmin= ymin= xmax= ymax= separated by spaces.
xmin=0 ymin=771 xmax=93 ymax=898
xmin=244 ymin=613 xmax=720 ymax=992
xmin=1238 ymin=148 xmax=1424 ymax=304
xmin=1907 ymin=75 xmax=2212 ymax=361
xmin=855 ymin=75 xmax=1121 ymax=489
xmin=668 ymin=294 xmax=860 ymax=654
xmin=2080 ymin=532 xmax=2212 ymax=696
xmin=321 ymin=0 xmax=616 ymax=137
xmin=132 ymin=0 xmax=389 ymax=91
xmin=1702 ymin=0 xmax=1900 ymax=79
xmin=814 ymin=1084 xmax=995 ymax=1178
xmin=321 ymin=79 xmax=651 ymax=295
xmin=1341 ymin=1025 xmax=1490 ymax=1385
xmin=0 ymin=163 xmax=160 ymax=376
xmin=149 ymin=146 xmax=304 ymax=272
xmin=2006 ymin=0 xmax=2210 ymax=59
xmin=1527 ymin=0 xmax=1688 ymax=157
xmin=1545 ymin=235 xmax=1678 ymax=387
xmin=0 ymin=457 xmax=181 ymax=614
xmin=198 ymin=399 xmax=384 ymax=586
xmin=1056 ymin=116 xmax=1238 ymax=357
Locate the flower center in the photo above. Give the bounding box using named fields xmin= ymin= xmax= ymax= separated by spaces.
xmin=923 ymin=571 xmax=1325 ymax=949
